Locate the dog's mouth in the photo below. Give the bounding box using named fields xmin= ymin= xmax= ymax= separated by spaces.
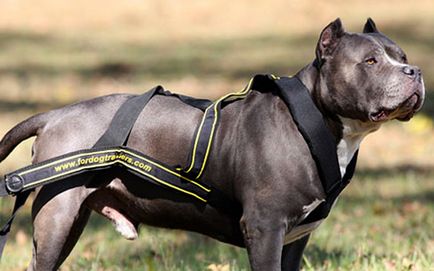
xmin=396 ymin=92 xmax=423 ymax=121
xmin=369 ymin=91 xmax=423 ymax=122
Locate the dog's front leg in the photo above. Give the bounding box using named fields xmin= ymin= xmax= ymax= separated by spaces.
xmin=281 ymin=234 xmax=310 ymax=271
xmin=240 ymin=213 xmax=287 ymax=271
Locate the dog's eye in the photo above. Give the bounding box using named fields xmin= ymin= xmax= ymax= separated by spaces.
xmin=401 ymin=54 xmax=408 ymax=63
xmin=365 ymin=58 xmax=377 ymax=65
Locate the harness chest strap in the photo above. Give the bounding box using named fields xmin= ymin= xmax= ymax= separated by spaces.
xmin=243 ymin=75 xmax=357 ymax=223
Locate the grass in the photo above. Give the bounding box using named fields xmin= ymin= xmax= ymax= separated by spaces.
xmin=303 ymin=168 xmax=434 ymax=271
xmin=0 ymin=0 xmax=433 ymax=270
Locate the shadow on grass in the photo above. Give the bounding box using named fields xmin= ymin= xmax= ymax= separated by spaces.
xmin=0 ymin=100 xmax=64 ymax=112
xmin=0 ymin=23 xmax=431 ymax=79
xmin=1 ymin=23 xmax=434 ymax=120
xmin=0 ymin=30 xmax=315 ymax=79
xmin=342 ymin=189 xmax=434 ymax=206
xmin=356 ymin=164 xmax=434 ymax=179
xmin=420 ymin=90 xmax=434 ymax=119
xmin=343 ymin=165 xmax=434 ymax=205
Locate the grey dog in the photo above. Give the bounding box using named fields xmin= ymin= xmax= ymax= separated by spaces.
xmin=0 ymin=18 xmax=425 ymax=270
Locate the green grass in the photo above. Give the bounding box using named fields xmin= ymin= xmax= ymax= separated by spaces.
xmin=303 ymin=168 xmax=434 ymax=271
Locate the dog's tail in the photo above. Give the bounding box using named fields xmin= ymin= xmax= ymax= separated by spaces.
xmin=0 ymin=112 xmax=48 ymax=163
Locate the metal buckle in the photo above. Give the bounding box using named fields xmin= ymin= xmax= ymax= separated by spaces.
xmin=5 ymin=175 xmax=24 ymax=194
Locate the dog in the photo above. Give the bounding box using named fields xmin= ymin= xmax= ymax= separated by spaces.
xmin=0 ymin=18 xmax=425 ymax=270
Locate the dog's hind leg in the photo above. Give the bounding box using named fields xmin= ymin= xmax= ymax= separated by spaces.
xmin=27 ymin=183 xmax=94 ymax=271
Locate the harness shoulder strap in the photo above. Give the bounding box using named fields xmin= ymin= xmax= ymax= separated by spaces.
xmin=273 ymin=77 xmax=342 ymax=194
xmin=250 ymin=75 xmax=359 ymax=223
xmin=271 ymin=76 xmax=360 ymax=223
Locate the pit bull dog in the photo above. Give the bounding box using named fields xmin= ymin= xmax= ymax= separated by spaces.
xmin=0 ymin=18 xmax=425 ymax=270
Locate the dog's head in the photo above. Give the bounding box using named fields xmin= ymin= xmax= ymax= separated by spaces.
xmin=314 ymin=18 xmax=425 ymax=123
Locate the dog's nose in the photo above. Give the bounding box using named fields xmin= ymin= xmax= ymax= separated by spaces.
xmin=402 ymin=65 xmax=421 ymax=79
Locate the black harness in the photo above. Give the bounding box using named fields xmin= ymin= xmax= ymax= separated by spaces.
xmin=0 ymin=74 xmax=358 ymax=257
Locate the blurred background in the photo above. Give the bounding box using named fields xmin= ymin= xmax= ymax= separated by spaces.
xmin=0 ymin=1 xmax=432 ymax=270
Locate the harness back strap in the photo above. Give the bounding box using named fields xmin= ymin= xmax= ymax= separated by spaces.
xmin=95 ymin=87 xmax=212 ymax=148
xmin=95 ymin=87 xmax=161 ymax=147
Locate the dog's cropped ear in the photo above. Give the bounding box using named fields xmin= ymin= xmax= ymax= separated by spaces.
xmin=363 ymin=18 xmax=379 ymax=33
xmin=316 ymin=18 xmax=345 ymax=62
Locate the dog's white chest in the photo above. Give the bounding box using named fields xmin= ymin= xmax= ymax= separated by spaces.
xmin=284 ymin=219 xmax=325 ymax=244
xmin=283 ymin=117 xmax=379 ymax=245
xmin=284 ymin=198 xmax=325 ymax=244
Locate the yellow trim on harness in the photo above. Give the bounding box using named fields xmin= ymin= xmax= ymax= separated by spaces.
xmin=196 ymin=77 xmax=255 ymax=179
xmin=17 ymin=76 xmax=264 ymax=201
xmin=121 ymin=148 xmax=210 ymax=192
xmin=120 ymin=161 xmax=207 ymax=202
xmin=20 ymin=148 xmax=210 ymax=193
xmin=184 ymin=106 xmax=212 ymax=173
xmin=19 ymin=149 xmax=115 ymax=175
xmin=22 ymin=159 xmax=207 ymax=202
xmin=191 ymin=74 xmax=280 ymax=179
xmin=22 ymin=160 xmax=118 ymax=189
xmin=186 ymin=77 xmax=255 ymax=179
